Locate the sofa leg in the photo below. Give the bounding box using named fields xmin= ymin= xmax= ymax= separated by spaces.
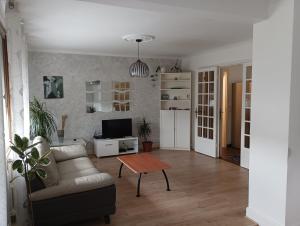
xmin=104 ymin=215 xmax=110 ymax=224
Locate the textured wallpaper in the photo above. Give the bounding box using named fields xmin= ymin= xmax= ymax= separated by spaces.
xmin=28 ymin=51 xmax=178 ymax=150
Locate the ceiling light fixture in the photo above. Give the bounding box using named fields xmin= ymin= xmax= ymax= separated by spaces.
xmin=123 ymin=34 xmax=155 ymax=78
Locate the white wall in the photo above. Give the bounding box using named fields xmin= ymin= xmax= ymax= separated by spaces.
xmin=181 ymin=40 xmax=252 ymax=149
xmin=247 ymin=0 xmax=294 ymax=225
xmin=28 ymin=51 xmax=177 ymax=150
xmin=286 ymin=1 xmax=300 ymax=225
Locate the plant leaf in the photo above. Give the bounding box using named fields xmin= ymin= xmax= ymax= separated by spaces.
xmin=26 ymin=158 xmax=37 ymax=167
xmin=10 ymin=146 xmax=24 ymax=158
xmin=36 ymin=169 xmax=47 ymax=179
xmin=39 ymin=157 xmax=50 ymax=166
xmin=31 ymin=147 xmax=40 ymax=160
xmin=27 ymin=141 xmax=42 ymax=149
xmin=14 ymin=134 xmax=23 ymax=149
xmin=21 ymin=137 xmax=29 ymax=150
xmin=17 ymin=164 xmax=24 ymax=174
xmin=12 ymin=160 xmax=22 ymax=170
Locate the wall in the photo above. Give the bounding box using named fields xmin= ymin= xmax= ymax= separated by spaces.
xmin=28 ymin=51 xmax=177 ymax=149
xmin=247 ymin=0 xmax=294 ymax=225
xmin=181 ymin=40 xmax=252 ymax=149
xmin=286 ymin=0 xmax=300 ymax=225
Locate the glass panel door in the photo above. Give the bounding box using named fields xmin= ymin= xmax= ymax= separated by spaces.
xmin=241 ymin=64 xmax=252 ymax=168
xmin=195 ymin=67 xmax=218 ymax=157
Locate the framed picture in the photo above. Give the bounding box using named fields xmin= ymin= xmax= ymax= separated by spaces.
xmin=43 ymin=76 xmax=64 ymax=99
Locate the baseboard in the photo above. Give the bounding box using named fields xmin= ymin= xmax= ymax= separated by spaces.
xmin=246 ymin=207 xmax=284 ymax=226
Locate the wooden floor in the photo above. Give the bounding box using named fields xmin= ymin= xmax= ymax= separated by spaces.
xmin=73 ymin=150 xmax=256 ymax=226
xmin=220 ymin=147 xmax=241 ymax=165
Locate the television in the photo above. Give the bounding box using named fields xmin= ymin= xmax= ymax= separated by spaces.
xmin=102 ymin=118 xmax=132 ymax=139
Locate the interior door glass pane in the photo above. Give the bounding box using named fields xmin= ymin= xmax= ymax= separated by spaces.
xmin=203 ymin=128 xmax=208 ymax=138
xmin=246 ymin=66 xmax=252 ymax=79
xmin=209 ymin=129 xmax=213 ymax=139
xmin=198 ymin=72 xmax=203 ymax=82
xmin=198 ymin=117 xmax=202 ymax=126
xmin=203 ymin=117 xmax=208 ymax=127
xmin=209 ymin=118 xmax=213 ymax=128
xmin=204 ymin=83 xmax=208 ymax=93
xmin=209 ymin=83 xmax=214 ymax=93
xmin=209 ymin=107 xmax=214 ymax=117
xmin=204 ymin=72 xmax=209 ymax=82
xmin=204 ymin=95 xmax=208 ymax=105
xmin=199 ymin=83 xmax=203 ymax=93
xmin=246 ymin=81 xmax=252 ymax=93
xmin=209 ymin=71 xmax=214 ymax=81
xmin=203 ymin=106 xmax=208 ymax=116
xmin=245 ymin=109 xmax=251 ymax=121
xmin=245 ymin=94 xmax=251 ymax=108
xmin=198 ymin=95 xmax=203 ymax=104
xmin=245 ymin=122 xmax=250 ymax=135
xmin=198 ymin=127 xmax=202 ymax=137
xmin=244 ymin=136 xmax=250 ymax=148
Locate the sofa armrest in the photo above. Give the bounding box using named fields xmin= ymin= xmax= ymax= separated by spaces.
xmin=30 ymin=173 xmax=114 ymax=201
xmin=51 ymin=144 xmax=87 ymax=162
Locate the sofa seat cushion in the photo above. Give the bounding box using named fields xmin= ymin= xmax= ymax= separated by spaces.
xmin=57 ymin=157 xmax=99 ymax=180
xmin=30 ymin=172 xmax=114 ymax=201
xmin=51 ymin=144 xmax=87 ymax=162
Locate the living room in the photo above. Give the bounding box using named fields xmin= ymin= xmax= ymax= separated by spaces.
xmin=1 ymin=0 xmax=300 ymax=226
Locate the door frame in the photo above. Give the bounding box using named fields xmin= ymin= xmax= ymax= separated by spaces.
xmin=195 ymin=60 xmax=252 ymax=161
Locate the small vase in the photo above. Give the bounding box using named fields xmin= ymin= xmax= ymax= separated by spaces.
xmin=57 ymin=130 xmax=64 ymax=143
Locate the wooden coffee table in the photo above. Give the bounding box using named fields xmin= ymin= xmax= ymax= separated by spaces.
xmin=117 ymin=153 xmax=171 ymax=197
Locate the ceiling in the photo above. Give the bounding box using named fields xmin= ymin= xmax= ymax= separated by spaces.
xmin=16 ymin=0 xmax=275 ymax=58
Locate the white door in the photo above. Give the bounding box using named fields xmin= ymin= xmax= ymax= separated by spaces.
xmin=175 ymin=110 xmax=190 ymax=150
xmin=160 ymin=110 xmax=175 ymax=149
xmin=240 ymin=64 xmax=252 ymax=168
xmin=194 ymin=67 xmax=218 ymax=157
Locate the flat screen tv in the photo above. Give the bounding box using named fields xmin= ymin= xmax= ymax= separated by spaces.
xmin=102 ymin=118 xmax=132 ymax=139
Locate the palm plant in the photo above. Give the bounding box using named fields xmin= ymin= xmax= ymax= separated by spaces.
xmin=138 ymin=117 xmax=151 ymax=142
xmin=30 ymin=97 xmax=57 ymax=142
xmin=10 ymin=134 xmax=51 ymax=225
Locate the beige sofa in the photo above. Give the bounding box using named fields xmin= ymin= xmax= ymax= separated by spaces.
xmin=31 ymin=136 xmax=116 ymax=226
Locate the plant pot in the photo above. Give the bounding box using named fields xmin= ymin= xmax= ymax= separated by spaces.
xmin=142 ymin=141 xmax=153 ymax=152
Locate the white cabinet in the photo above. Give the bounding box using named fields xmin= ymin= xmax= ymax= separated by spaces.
xmin=160 ymin=110 xmax=175 ymax=149
xmin=160 ymin=110 xmax=190 ymax=150
xmin=94 ymin=137 xmax=138 ymax=157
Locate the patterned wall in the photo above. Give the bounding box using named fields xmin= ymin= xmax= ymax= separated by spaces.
xmin=28 ymin=51 xmax=178 ymax=149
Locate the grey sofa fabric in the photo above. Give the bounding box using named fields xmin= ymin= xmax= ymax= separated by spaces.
xmin=31 ymin=138 xmax=116 ymax=225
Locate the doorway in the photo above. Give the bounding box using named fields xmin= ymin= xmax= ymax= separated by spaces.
xmin=219 ymin=64 xmax=243 ymax=165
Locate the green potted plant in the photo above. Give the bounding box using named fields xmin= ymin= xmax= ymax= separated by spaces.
xmin=138 ymin=117 xmax=152 ymax=152
xmin=10 ymin=134 xmax=52 ymax=225
xmin=30 ymin=97 xmax=57 ymax=142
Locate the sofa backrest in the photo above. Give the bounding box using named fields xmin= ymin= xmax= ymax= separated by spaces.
xmin=33 ymin=136 xmax=60 ymax=187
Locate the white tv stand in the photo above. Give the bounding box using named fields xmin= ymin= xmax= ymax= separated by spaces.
xmin=94 ymin=137 xmax=138 ymax=157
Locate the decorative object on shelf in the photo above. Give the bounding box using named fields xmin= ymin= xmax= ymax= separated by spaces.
xmin=169 ymin=59 xmax=182 ymax=73
xmin=43 ymin=76 xmax=63 ymax=99
xmin=9 ymin=134 xmax=52 ymax=226
xmin=173 ymin=96 xmax=178 ymax=100
xmin=137 ymin=117 xmax=152 ymax=152
xmin=123 ymin=34 xmax=155 ymax=78
xmin=161 ymin=94 xmax=169 ymax=100
xmin=87 ymin=106 xmax=96 ymax=113
xmin=156 ymin=66 xmax=161 ymax=73
xmin=57 ymin=114 xmax=67 ymax=143
xmin=30 ymin=97 xmax=57 ymax=142
xmin=161 ymin=66 xmax=167 ymax=73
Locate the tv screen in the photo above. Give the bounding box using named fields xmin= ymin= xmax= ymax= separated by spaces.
xmin=102 ymin=118 xmax=132 ymax=139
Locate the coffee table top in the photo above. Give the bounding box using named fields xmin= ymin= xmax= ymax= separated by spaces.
xmin=117 ymin=153 xmax=171 ymax=173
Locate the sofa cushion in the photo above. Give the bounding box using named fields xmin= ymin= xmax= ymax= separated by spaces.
xmin=33 ymin=136 xmax=60 ymax=187
xmin=30 ymin=173 xmax=114 ymax=201
xmin=57 ymin=157 xmax=99 ymax=180
xmin=51 ymin=144 xmax=87 ymax=162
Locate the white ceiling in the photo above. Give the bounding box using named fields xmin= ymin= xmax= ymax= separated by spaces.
xmin=16 ymin=0 xmax=275 ymax=58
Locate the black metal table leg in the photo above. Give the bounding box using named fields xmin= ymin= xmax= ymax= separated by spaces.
xmin=162 ymin=170 xmax=171 ymax=191
xmin=136 ymin=173 xmax=142 ymax=197
xmin=118 ymin=163 xmax=124 ymax=178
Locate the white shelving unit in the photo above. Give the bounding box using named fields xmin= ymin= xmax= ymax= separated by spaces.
xmin=160 ymin=72 xmax=192 ymax=150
